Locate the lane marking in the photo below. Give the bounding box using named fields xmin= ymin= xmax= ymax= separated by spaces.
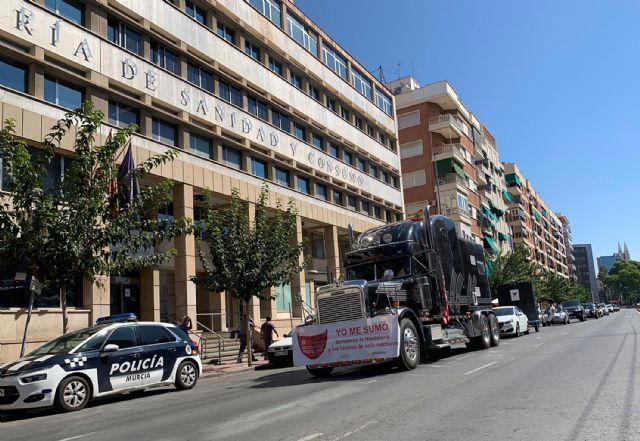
xmin=57 ymin=433 xmax=96 ymax=441
xmin=534 ymin=342 xmax=545 ymax=347
xmin=296 ymin=434 xmax=323 ymax=441
xmin=562 ymin=332 xmax=569 ymax=336
xmin=464 ymin=362 xmax=497 ymax=376
xmin=331 ymin=420 xmax=376 ymax=441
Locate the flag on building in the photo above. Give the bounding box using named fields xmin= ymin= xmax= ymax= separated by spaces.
xmin=117 ymin=142 xmax=140 ymax=207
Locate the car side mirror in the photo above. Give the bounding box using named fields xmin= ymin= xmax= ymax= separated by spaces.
xmin=102 ymin=343 xmax=119 ymax=353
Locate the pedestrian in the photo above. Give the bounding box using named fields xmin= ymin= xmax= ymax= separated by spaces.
xmin=237 ymin=317 xmax=257 ymax=363
xmin=547 ymin=303 xmax=556 ymax=326
xmin=180 ymin=315 xmax=192 ymax=334
xmin=260 ymin=316 xmax=279 ymax=360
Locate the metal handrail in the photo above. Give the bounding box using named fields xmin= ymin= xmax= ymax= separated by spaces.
xmin=196 ymin=320 xmax=225 ymax=363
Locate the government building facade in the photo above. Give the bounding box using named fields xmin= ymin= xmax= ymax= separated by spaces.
xmin=0 ymin=0 xmax=402 ymax=360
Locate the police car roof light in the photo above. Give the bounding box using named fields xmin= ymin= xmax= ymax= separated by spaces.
xmin=96 ymin=313 xmax=138 ymax=325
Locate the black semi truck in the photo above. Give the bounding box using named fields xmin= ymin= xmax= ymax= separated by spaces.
xmin=292 ymin=207 xmax=500 ymax=376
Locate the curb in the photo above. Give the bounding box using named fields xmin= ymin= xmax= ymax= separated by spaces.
xmin=201 ymin=361 xmax=270 ymax=378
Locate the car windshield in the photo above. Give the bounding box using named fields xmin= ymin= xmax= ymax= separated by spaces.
xmin=493 ymin=307 xmax=514 ymax=316
xmin=28 ymin=325 xmax=107 ymax=356
xmin=562 ymin=300 xmax=580 ymax=307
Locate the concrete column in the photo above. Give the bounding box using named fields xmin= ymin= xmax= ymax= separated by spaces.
xmin=290 ymin=215 xmax=305 ymax=318
xmin=30 ymin=63 xmax=44 ymax=100
xmin=83 ymin=276 xmax=110 ymax=325
xmin=86 ymin=2 xmax=107 ymax=35
xmin=324 ymin=225 xmax=341 ymax=281
xmin=210 ymin=290 xmax=227 ymax=331
xmin=140 ymin=267 xmax=160 ymax=322
xmin=173 ymin=183 xmax=197 ymax=326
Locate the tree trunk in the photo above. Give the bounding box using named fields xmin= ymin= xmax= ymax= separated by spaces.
xmin=61 ymin=284 xmax=68 ymax=334
xmin=20 ymin=288 xmax=36 ymax=358
xmin=244 ymin=298 xmax=252 ymax=367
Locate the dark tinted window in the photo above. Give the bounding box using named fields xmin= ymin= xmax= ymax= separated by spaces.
xmin=0 ymin=57 xmax=27 ymax=92
xmin=106 ymin=326 xmax=138 ymax=349
xmin=139 ymin=325 xmax=175 ymax=345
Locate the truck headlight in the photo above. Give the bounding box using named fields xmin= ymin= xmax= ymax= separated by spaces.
xmin=21 ymin=373 xmax=47 ymax=384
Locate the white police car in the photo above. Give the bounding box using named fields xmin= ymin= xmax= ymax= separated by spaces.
xmin=0 ymin=314 xmax=202 ymax=412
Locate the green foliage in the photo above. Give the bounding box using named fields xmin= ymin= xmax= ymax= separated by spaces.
xmin=488 ymin=245 xmax=538 ymax=297
xmin=193 ymin=185 xmax=306 ymax=303
xmin=606 ymin=260 xmax=640 ymax=305
xmin=0 ymin=102 xmax=192 ymax=309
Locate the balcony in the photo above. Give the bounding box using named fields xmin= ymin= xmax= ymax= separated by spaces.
xmin=437 ymin=173 xmax=468 ymax=192
xmin=429 ymin=114 xmax=466 ymax=138
xmin=433 ymin=143 xmax=468 ymax=164
xmin=443 ymin=207 xmax=473 ymax=224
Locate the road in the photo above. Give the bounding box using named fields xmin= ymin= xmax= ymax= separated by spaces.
xmin=2 ymin=310 xmax=639 ymax=441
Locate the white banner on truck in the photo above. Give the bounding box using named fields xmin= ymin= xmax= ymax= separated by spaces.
xmin=292 ymin=315 xmax=400 ymax=367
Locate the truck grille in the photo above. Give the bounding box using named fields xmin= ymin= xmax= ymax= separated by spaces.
xmin=317 ymin=288 xmax=366 ymax=324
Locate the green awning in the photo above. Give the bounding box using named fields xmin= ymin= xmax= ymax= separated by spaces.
xmin=436 ymin=158 xmax=465 ymax=179
xmin=490 ymin=205 xmax=504 ymax=217
xmin=505 ymin=173 xmax=522 ymax=187
xmin=453 ymin=163 xmax=466 ymax=179
xmin=542 ymin=209 xmax=547 ymax=218
xmin=484 ymin=207 xmax=498 ymax=222
xmin=534 ymin=211 xmax=540 ymax=221
xmin=502 ymin=190 xmax=511 ymax=202
xmin=498 ymin=232 xmax=509 ymax=241
xmin=483 ymin=235 xmax=499 ymax=253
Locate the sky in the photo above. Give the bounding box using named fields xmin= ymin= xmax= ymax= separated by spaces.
xmin=296 ymin=0 xmax=640 ymax=262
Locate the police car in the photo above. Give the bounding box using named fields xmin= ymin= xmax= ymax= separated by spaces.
xmin=0 ymin=314 xmax=202 ymax=412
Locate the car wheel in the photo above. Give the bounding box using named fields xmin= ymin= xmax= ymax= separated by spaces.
xmin=175 ymin=360 xmax=199 ymax=390
xmin=55 ymin=375 xmax=91 ymax=412
xmin=396 ymin=318 xmax=421 ymax=370
xmin=307 ymin=366 xmax=334 ymax=377
xmin=515 ymin=323 xmax=520 ymax=337
xmin=488 ymin=314 xmax=500 ymax=347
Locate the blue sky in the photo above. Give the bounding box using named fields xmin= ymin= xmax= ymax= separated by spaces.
xmin=296 ymin=0 xmax=639 ymax=262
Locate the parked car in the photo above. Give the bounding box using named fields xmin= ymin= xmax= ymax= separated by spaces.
xmin=562 ymin=299 xmax=586 ymax=322
xmin=613 ymin=304 xmax=620 ymax=312
xmin=539 ymin=308 xmax=549 ymax=327
xmin=606 ymin=304 xmax=615 ymax=313
xmin=545 ymin=305 xmax=570 ymax=325
xmin=267 ymin=332 xmax=294 ymax=366
xmin=598 ymin=303 xmax=610 ymax=316
xmin=582 ymin=303 xmax=601 ymax=319
xmin=493 ymin=306 xmax=530 ymax=337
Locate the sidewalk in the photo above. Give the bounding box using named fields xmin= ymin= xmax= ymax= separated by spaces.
xmin=201 ymin=360 xmax=270 ymax=378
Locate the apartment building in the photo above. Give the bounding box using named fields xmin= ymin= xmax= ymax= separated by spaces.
xmin=0 ymin=0 xmax=402 ymax=360
xmin=387 ymin=77 xmax=512 ymax=255
xmin=556 ymin=213 xmax=577 ymax=280
xmin=503 ymin=163 xmax=569 ymax=277
xmin=574 ymin=244 xmax=598 ymax=302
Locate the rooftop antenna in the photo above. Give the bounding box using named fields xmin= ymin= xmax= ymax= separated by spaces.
xmin=372 ymin=65 xmax=386 ymax=84
xmin=396 ymin=62 xmax=402 ymax=80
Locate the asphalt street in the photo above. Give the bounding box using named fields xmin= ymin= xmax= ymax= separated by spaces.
xmin=2 ymin=310 xmax=639 ymax=441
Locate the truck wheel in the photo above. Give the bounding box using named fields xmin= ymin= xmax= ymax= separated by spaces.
xmin=515 ymin=323 xmax=520 ymax=337
xmin=55 ymin=375 xmax=91 ymax=412
xmin=307 ymin=366 xmax=333 ymax=377
xmin=395 ymin=319 xmax=420 ymax=371
xmin=473 ymin=315 xmax=491 ymax=350
xmin=488 ymin=314 xmax=500 ymax=347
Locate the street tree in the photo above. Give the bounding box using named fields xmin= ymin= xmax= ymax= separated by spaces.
xmin=606 ymin=260 xmax=640 ymax=305
xmin=597 ymin=265 xmax=609 ymax=302
xmin=487 ymin=245 xmax=539 ymax=297
xmin=0 ymin=102 xmax=192 ymax=353
xmin=193 ymin=185 xmax=306 ymax=366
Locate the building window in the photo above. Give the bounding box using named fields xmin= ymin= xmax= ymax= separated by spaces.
xmin=287 ymin=13 xmax=318 ymax=55
xmin=312 ymin=134 xmax=323 ymax=150
xmin=218 ymin=80 xmax=243 ymax=107
xmin=311 ymin=233 xmax=325 ymax=259
xmin=355 ymin=116 xmax=363 ymax=131
xmin=151 ymin=41 xmax=181 ymax=75
xmin=375 ymin=89 xmax=393 ymax=116
xmin=374 ymin=206 xmax=382 ymax=219
xmin=251 ymin=157 xmax=267 ymax=178
xmin=367 ymin=124 xmax=374 ymax=138
xmin=341 ymin=107 xmax=350 ymax=121
xmin=357 ymin=157 xmax=366 ymax=172
xmin=185 ymin=0 xmax=206 ymax=25
xmin=248 ymin=96 xmax=268 ymax=121
xmin=190 ymin=133 xmax=212 ymax=158
xmin=322 ymin=44 xmax=347 ymax=80
xmin=392 ymin=175 xmax=399 ymax=188
xmin=457 ymin=192 xmax=469 ymax=211
xmin=275 ymin=167 xmax=290 ymax=187
xmin=326 ymin=97 xmax=336 ymax=113
xmin=216 ymin=22 xmax=235 ymax=44
xmin=332 ymin=190 xmax=342 ymax=205
xmin=290 ymin=71 xmax=303 ymax=89
xmin=268 ymin=56 xmax=284 ymax=76
xmin=361 ymin=200 xmax=370 ymax=215
xmin=351 ymin=68 xmax=372 ymax=100
xmin=293 ymin=123 xmax=306 ymax=141
xmin=222 ymin=145 xmax=242 ymax=169
xmin=108 ymin=20 xmax=143 ymax=56
xmin=245 ymin=41 xmax=261 ymax=61
xmin=152 ymin=118 xmax=178 ymax=146
xmin=369 ymin=165 xmax=378 ymax=178
xmin=381 ymin=170 xmax=388 ymax=184
xmin=343 ymin=151 xmax=353 ymax=166
xmin=347 ymin=195 xmax=357 ymax=211
xmin=329 ymin=143 xmax=339 ymax=158
xmin=316 ymin=183 xmax=327 ymax=200
xmin=275 ymin=283 xmax=291 ymax=312
xmin=308 ymin=84 xmax=320 ymax=101
xmin=108 ymin=101 xmax=140 ymax=130
xmin=297 ymin=176 xmax=309 ymax=194
xmin=272 ymin=110 xmax=289 ymax=132
xmin=187 ymin=62 xmax=214 ymax=93
xmin=249 ymin=0 xmax=281 ymax=27
xmin=378 ymin=132 xmax=386 ymax=145
xmin=0 ymin=57 xmax=27 ymax=93
xmin=44 ymin=75 xmax=83 ymax=110
xmin=45 ymin=0 xmax=84 ymax=26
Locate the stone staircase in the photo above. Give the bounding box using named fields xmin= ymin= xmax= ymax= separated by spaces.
xmin=200 ymin=331 xmax=265 ymax=365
